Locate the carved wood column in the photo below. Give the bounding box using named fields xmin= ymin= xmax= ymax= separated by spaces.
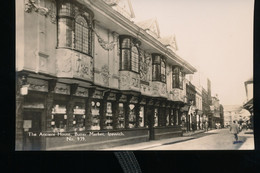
xmin=46 ymin=79 xmax=56 ymax=132
xmin=16 ymin=91 xmax=24 ymax=150
xmin=124 ymin=95 xmax=131 ymax=129
xmin=101 ymin=92 xmax=110 ymax=130
xmin=85 ymin=88 xmax=95 ymax=130
xmin=135 ymin=97 xmax=141 ymax=128
xmin=113 ymin=93 xmax=121 ymax=129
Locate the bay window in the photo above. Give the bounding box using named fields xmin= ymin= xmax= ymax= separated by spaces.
xmin=152 ymin=54 xmax=166 ymax=82
xmin=172 ymin=66 xmax=184 ymax=89
xmin=57 ymin=1 xmax=93 ymax=55
xmin=119 ymin=36 xmax=140 ymax=73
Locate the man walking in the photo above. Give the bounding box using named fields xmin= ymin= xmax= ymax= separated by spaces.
xmin=230 ymin=121 xmax=240 ymax=143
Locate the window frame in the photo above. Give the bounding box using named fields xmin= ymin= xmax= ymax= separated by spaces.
xmin=172 ymin=66 xmax=184 ymax=89
xmin=57 ymin=1 xmax=93 ymax=56
xmin=119 ymin=35 xmax=140 ymax=73
xmin=152 ymin=54 xmax=166 ymax=83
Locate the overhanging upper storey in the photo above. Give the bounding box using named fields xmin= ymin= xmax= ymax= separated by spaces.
xmin=79 ymin=0 xmax=197 ymax=74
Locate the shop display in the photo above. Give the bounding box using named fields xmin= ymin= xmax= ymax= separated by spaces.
xmin=129 ymin=104 xmax=136 ymax=128
xmin=73 ymin=105 xmax=86 ymax=131
xmin=105 ymin=102 xmax=113 ymax=129
xmin=91 ymin=101 xmax=100 ymax=130
xmin=51 ymin=104 xmax=67 ymax=132
xmin=118 ymin=103 xmax=125 ymax=128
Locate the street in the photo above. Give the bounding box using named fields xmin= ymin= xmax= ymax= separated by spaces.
xmin=104 ymin=128 xmax=254 ymax=150
xmin=144 ymin=128 xmax=254 ymax=150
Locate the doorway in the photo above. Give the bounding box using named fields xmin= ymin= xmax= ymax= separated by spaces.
xmin=23 ymin=111 xmax=42 ymax=150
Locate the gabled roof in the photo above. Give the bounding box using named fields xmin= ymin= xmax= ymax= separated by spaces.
xmin=136 ymin=18 xmax=160 ymax=38
xmin=159 ymin=35 xmax=178 ymax=51
xmin=104 ymin=0 xmax=135 ymax=18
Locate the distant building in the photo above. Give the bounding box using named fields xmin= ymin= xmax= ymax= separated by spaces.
xmin=223 ymin=105 xmax=243 ymax=127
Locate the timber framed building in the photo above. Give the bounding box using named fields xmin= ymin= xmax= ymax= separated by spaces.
xmin=16 ymin=0 xmax=196 ymax=150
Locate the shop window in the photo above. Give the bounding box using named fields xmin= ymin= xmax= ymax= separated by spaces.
xmin=170 ymin=109 xmax=174 ymax=125
xmin=57 ymin=1 xmax=93 ymax=55
xmin=172 ymin=66 xmax=184 ymax=89
xmin=51 ymin=105 xmax=67 ymax=132
xmin=91 ymin=101 xmax=101 ymax=130
xmin=105 ymin=102 xmax=113 ymax=129
xmin=129 ymin=104 xmax=136 ymax=128
xmin=73 ymin=105 xmax=85 ymax=131
xmin=154 ymin=108 xmax=158 ymax=127
xmin=139 ymin=106 xmax=144 ymax=127
xmin=118 ymin=103 xmax=125 ymax=128
xmin=166 ymin=110 xmax=170 ymax=126
xmin=152 ymin=54 xmax=166 ymax=82
xmin=120 ymin=36 xmax=140 ymax=73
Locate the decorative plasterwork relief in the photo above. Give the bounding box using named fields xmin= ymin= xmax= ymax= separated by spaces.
xmin=171 ymin=88 xmax=185 ymax=102
xmin=56 ymin=49 xmax=93 ymax=81
xmin=54 ymin=83 xmax=70 ymax=95
xmin=140 ymin=51 xmax=151 ymax=82
xmin=160 ymin=83 xmax=166 ymax=95
xmin=74 ymin=87 xmax=89 ymax=97
xmin=25 ymin=0 xmax=56 ymax=24
xmin=119 ymin=71 xmax=140 ymax=91
xmin=101 ymin=65 xmax=110 ymax=86
xmin=27 ymin=78 xmax=48 ymax=92
xmin=93 ymin=28 xmax=118 ymax=51
xmin=140 ymin=84 xmax=151 ymax=96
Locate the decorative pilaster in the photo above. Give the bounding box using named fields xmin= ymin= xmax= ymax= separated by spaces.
xmin=112 ymin=93 xmax=121 ymax=129
xmin=124 ymin=95 xmax=131 ymax=129
xmin=46 ymin=79 xmax=56 ymax=131
xmin=101 ymin=91 xmax=110 ymax=130
xmin=16 ymin=91 xmax=24 ymax=150
xmin=85 ymin=89 xmax=95 ymax=130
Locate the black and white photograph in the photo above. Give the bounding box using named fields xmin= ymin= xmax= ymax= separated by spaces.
xmin=15 ymin=0 xmax=254 ymax=151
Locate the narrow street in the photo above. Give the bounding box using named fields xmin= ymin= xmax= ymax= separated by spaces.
xmin=144 ymin=129 xmax=254 ymax=150
xmin=104 ymin=128 xmax=254 ymax=150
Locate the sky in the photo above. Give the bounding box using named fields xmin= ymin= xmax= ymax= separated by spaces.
xmin=131 ymin=0 xmax=254 ymax=105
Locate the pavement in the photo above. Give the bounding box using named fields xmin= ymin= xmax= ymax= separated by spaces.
xmin=102 ymin=129 xmax=207 ymax=150
xmin=102 ymin=128 xmax=254 ymax=150
xmin=238 ymin=129 xmax=254 ymax=150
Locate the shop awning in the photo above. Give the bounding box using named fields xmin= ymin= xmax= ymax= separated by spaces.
xmin=243 ymin=98 xmax=253 ymax=113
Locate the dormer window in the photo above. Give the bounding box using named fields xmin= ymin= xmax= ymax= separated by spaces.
xmin=172 ymin=66 xmax=184 ymax=89
xmin=119 ymin=36 xmax=140 ymax=73
xmin=152 ymin=54 xmax=166 ymax=82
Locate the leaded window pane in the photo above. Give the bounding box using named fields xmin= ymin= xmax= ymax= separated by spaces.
xmin=121 ymin=49 xmax=131 ymax=70
xmin=172 ymin=66 xmax=180 ymax=88
xmin=58 ymin=18 xmax=73 ymax=48
xmin=75 ymin=16 xmax=89 ymax=54
xmin=131 ymin=46 xmax=139 ymax=72
xmin=152 ymin=64 xmax=160 ymax=81
xmin=153 ymin=55 xmax=161 ymax=64
xmin=59 ymin=2 xmax=73 ymax=17
xmin=121 ymin=38 xmax=131 ymax=48
xmin=161 ymin=61 xmax=166 ymax=82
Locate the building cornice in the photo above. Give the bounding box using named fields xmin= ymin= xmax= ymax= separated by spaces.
xmin=82 ymin=0 xmax=196 ymax=74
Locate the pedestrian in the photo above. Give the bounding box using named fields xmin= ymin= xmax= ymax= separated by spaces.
xmin=205 ymin=121 xmax=208 ymax=132
xmin=230 ymin=121 xmax=240 ymax=142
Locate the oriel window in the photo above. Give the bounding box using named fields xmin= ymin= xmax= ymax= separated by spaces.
xmin=119 ymin=36 xmax=140 ymax=73
xmin=172 ymin=66 xmax=184 ymax=89
xmin=57 ymin=1 xmax=93 ymax=55
xmin=152 ymin=54 xmax=166 ymax=82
